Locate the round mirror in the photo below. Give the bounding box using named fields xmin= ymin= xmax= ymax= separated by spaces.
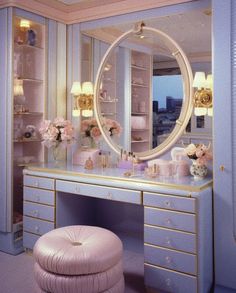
xmin=94 ymin=25 xmax=193 ymax=160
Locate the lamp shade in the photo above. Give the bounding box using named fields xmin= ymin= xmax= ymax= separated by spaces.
xmin=71 ymin=82 xmax=82 ymax=95
xmin=82 ymin=82 xmax=93 ymax=95
xmin=14 ymin=79 xmax=24 ymax=96
xmin=82 ymin=109 xmax=93 ymax=117
xmin=72 ymin=109 xmax=80 ymax=117
xmin=194 ymin=107 xmax=207 ymax=116
xmin=205 ymin=74 xmax=213 ymax=90
xmin=20 ymin=19 xmax=30 ymax=29
xmin=193 ymin=72 xmax=206 ymax=89
xmin=207 ymin=107 xmax=213 ymax=116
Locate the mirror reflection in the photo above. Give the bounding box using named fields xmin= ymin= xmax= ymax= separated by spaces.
xmin=81 ymin=7 xmax=212 ymax=158
xmin=98 ymin=32 xmax=184 ymax=153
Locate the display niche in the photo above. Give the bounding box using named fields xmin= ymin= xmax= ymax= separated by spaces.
xmin=13 ymin=16 xmax=46 ymax=237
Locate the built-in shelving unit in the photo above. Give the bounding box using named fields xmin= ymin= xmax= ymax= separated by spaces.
xmin=12 ymin=15 xmax=46 ymax=237
xmin=99 ymin=52 xmax=118 ymax=119
xmin=131 ymin=50 xmax=152 ymax=152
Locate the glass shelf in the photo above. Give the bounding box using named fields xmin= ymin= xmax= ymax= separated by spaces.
xmin=21 ymin=78 xmax=44 ymax=83
xmin=131 ymin=64 xmax=148 ymax=71
xmin=131 ymin=112 xmax=149 ymax=115
xmin=131 ymin=83 xmax=148 ymax=88
xmin=101 ymin=112 xmax=116 ymax=116
xmin=15 ymin=43 xmax=44 ymax=50
xmin=14 ymin=111 xmax=43 ymax=116
xmin=131 ymin=140 xmax=149 ymax=143
xmin=131 ymin=128 xmax=149 ymax=131
xmin=100 ymin=99 xmax=118 ymax=103
xmin=13 ymin=138 xmax=42 ymax=143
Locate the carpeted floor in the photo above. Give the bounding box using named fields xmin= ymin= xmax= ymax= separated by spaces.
xmin=0 ymin=248 xmax=145 ymax=293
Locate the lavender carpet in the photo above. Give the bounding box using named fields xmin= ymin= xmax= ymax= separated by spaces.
xmin=0 ymin=249 xmax=145 ymax=293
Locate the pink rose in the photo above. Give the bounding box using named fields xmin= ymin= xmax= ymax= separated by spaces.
xmin=81 ymin=119 xmax=91 ymax=131
xmin=39 ymin=120 xmax=51 ymax=134
xmin=60 ymin=125 xmax=74 ymax=141
xmin=90 ymin=126 xmax=101 ymax=141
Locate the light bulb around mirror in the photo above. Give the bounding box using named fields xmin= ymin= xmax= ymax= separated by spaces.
xmin=194 ymin=107 xmax=207 ymax=116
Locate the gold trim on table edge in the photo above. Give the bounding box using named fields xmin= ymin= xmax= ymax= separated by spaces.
xmin=25 ymin=166 xmax=213 ymax=192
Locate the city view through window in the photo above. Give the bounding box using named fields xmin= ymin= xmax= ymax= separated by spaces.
xmin=152 ymin=75 xmax=183 ymax=147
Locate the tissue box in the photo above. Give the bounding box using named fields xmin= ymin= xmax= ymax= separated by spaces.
xmin=73 ymin=148 xmax=100 ymax=166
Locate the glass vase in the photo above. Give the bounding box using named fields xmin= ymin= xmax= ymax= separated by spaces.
xmin=82 ymin=136 xmax=97 ymax=149
xmin=52 ymin=144 xmax=62 ymax=163
xmin=190 ymin=160 xmax=208 ymax=180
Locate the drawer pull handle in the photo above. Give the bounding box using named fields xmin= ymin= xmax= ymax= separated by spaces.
xmin=34 ymin=182 xmax=39 ymax=187
xmin=75 ymin=186 xmax=80 ymax=193
xmin=220 ymin=165 xmax=225 ymax=172
xmin=165 ymin=218 xmax=172 ymax=225
xmin=33 ymin=210 xmax=39 ymax=217
xmin=165 ymin=200 xmax=171 ymax=207
xmin=35 ymin=226 xmax=39 ymax=232
xmin=36 ymin=195 xmax=40 ymax=202
xmin=165 ymin=237 xmax=172 ymax=247
xmin=165 ymin=278 xmax=172 ymax=288
xmin=165 ymin=256 xmax=172 ymax=264
xmin=107 ymin=192 xmax=112 ymax=199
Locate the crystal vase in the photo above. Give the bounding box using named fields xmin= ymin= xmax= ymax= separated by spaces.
xmin=82 ymin=136 xmax=97 ymax=149
xmin=52 ymin=143 xmax=62 ymax=163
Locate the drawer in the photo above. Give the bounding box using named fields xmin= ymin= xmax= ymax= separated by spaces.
xmin=144 ymin=225 xmax=196 ymax=254
xmin=24 ymin=202 xmax=55 ymax=222
xmin=24 ymin=187 xmax=55 ymax=206
xmin=23 ymin=231 xmax=40 ymax=250
xmin=23 ymin=216 xmax=54 ymax=235
xmin=144 ymin=244 xmax=196 ymax=275
xmin=144 ymin=264 xmax=197 ymax=293
xmin=24 ymin=175 xmax=54 ymax=190
xmin=143 ymin=192 xmax=195 ymax=213
xmin=56 ymin=180 xmax=141 ymax=204
xmin=144 ymin=207 xmax=196 ymax=233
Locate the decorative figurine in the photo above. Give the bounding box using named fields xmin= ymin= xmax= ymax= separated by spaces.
xmin=84 ymin=157 xmax=94 ymax=170
xmin=27 ymin=29 xmax=36 ymax=46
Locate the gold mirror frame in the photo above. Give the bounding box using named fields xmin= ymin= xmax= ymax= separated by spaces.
xmin=94 ymin=25 xmax=193 ymax=160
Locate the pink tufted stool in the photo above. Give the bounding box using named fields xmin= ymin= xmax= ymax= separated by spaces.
xmin=33 ymin=226 xmax=124 ymax=293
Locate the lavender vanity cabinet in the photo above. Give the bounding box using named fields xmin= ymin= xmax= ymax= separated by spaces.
xmin=144 ymin=189 xmax=213 ymax=293
xmin=23 ymin=166 xmax=213 ymax=292
xmin=23 ymin=175 xmax=56 ymax=250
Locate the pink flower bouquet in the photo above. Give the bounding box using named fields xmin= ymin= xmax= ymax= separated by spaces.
xmin=39 ymin=117 xmax=75 ymax=149
xmin=184 ymin=143 xmax=212 ymax=166
xmin=81 ymin=118 xmax=101 ymax=143
xmin=81 ymin=118 xmax=122 ymax=143
xmin=103 ymin=118 xmax=122 ymax=137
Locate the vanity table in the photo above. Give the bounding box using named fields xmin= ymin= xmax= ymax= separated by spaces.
xmin=23 ymin=163 xmax=213 ymax=293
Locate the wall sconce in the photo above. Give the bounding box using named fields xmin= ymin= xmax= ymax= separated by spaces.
xmin=71 ymin=81 xmax=94 ymax=117
xmin=193 ymin=72 xmax=213 ymax=116
xmin=20 ymin=19 xmax=30 ymax=31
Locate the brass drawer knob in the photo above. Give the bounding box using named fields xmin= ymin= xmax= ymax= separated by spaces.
xmin=220 ymin=165 xmax=225 ymax=172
